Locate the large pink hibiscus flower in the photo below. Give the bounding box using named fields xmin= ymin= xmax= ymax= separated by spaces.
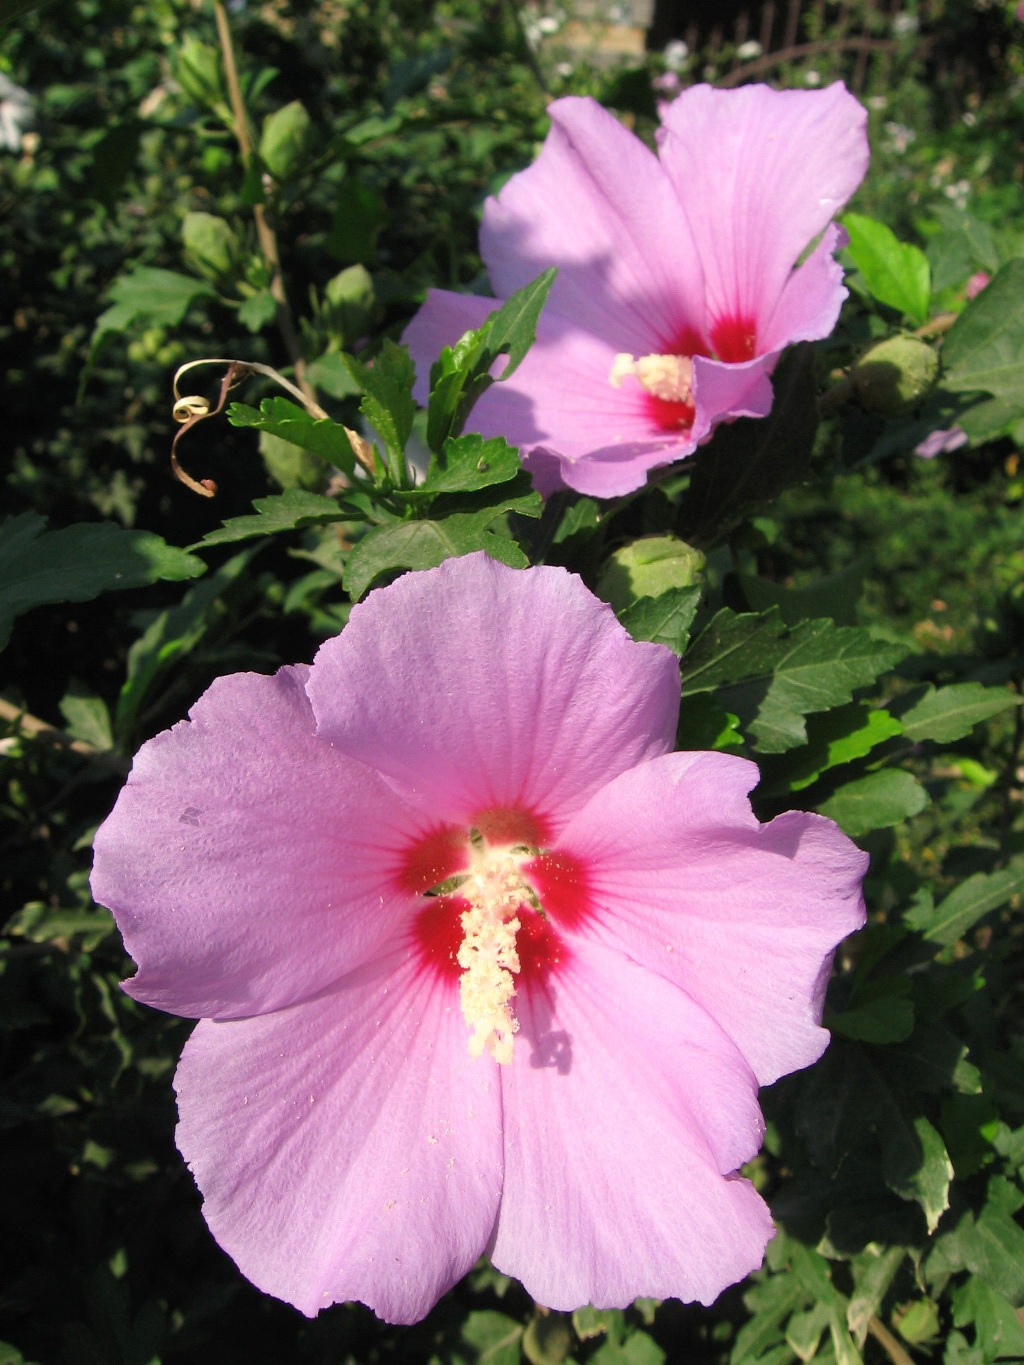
xmin=91 ymin=554 xmax=866 ymax=1323
xmin=404 ymin=84 xmax=869 ymax=497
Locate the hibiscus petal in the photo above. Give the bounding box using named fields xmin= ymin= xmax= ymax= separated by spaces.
xmin=761 ymin=222 xmax=849 ymax=353
xmin=491 ymin=937 xmax=772 ymax=1309
xmin=482 ymin=96 xmax=705 ymax=355
xmin=175 ymin=950 xmax=502 ymax=1322
xmin=552 ymin=751 xmax=867 ymax=1084
xmin=308 ymin=555 xmax=679 ymax=833
xmin=91 ymin=666 xmax=424 ymax=1020
xmin=658 ymin=83 xmax=868 ymax=342
xmin=690 ymin=351 xmax=777 ymax=445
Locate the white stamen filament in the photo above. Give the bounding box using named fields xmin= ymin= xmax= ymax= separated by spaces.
xmin=456 ymin=846 xmax=533 ymax=1064
xmin=609 ymin=352 xmax=694 ymax=405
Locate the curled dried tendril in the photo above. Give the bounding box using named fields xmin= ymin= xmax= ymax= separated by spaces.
xmin=170 ymin=357 xmax=377 ymax=497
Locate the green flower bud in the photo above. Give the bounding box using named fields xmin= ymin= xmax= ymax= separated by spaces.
xmin=182 ymin=212 xmax=243 ymax=282
xmin=596 ymin=534 xmax=705 ymax=613
xmin=323 ymin=265 xmax=375 ymax=346
xmin=259 ymin=101 xmax=315 ymax=183
xmin=851 ymin=334 xmax=938 ymax=417
xmin=176 ymin=37 xmax=226 ymax=111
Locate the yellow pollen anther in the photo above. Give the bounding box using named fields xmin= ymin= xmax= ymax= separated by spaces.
xmin=609 ymin=352 xmax=694 ymax=405
xmin=455 ymin=846 xmax=533 ymax=1065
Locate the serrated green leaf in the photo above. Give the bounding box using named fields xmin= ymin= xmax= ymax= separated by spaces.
xmin=953 ymin=1277 xmax=1024 ymax=1359
xmin=959 ymin=1205 xmax=1024 ymax=1307
xmin=342 ymin=340 xmax=416 ymax=472
xmin=762 ymin=702 xmax=903 ymax=795
xmin=113 ymin=548 xmax=256 ymax=745
xmin=882 ymin=1115 xmax=953 ymax=1233
xmin=426 ymin=269 xmax=556 ymax=452
xmin=523 ymin=1313 xmax=573 ymax=1365
xmin=619 ymin=585 xmax=701 ymax=655
xmin=680 ymin=609 xmax=905 ymax=753
xmin=591 ymin=1329 xmax=666 ymax=1365
xmin=59 ymin=684 xmax=113 ymax=751
xmin=828 ymin=982 xmax=916 ymax=1044
xmin=732 ymin=1274 xmax=806 ymax=1364
xmin=228 ymin=397 xmax=358 ymax=477
xmin=460 ymin=1310 xmax=523 ymax=1365
xmin=901 ymin=682 xmax=1018 ymax=744
xmin=572 ymin=1306 xmax=623 ymax=1342
xmin=943 ymin=259 xmax=1024 ymax=406
xmin=738 ymin=560 xmax=866 ymax=628
xmin=843 ymin=213 xmax=931 ymax=323
xmin=817 ymin=769 xmax=929 ymax=838
xmin=846 ymin=1246 xmax=906 ymax=1345
xmin=188 ymin=490 xmax=349 ymax=550
xmin=343 ymin=492 xmax=539 ymax=600
xmin=87 ymin=266 xmax=216 ymax=369
xmin=786 ymin=1302 xmax=830 ymax=1361
xmin=677 ymin=693 xmax=745 ymax=754
xmin=414 ymin=433 xmax=522 ymax=496
xmin=0 ymin=514 xmax=204 ymax=652
xmin=238 ymin=290 xmax=277 ymax=333
xmin=905 ymin=863 xmax=1024 ymax=946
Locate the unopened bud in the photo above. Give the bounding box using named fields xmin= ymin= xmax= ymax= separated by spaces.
xmin=851 ymin=335 xmax=938 ymax=417
xmin=597 ymin=534 xmax=705 ymax=613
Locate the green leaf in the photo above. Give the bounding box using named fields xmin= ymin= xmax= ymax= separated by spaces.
xmin=817 ymin=769 xmax=929 ymax=839
xmin=846 ymin=1247 xmax=907 ymax=1345
xmin=679 ymin=609 xmax=905 ymax=753
xmin=590 ymin=1330 xmax=666 ymax=1365
xmin=342 ymin=340 xmax=416 ymax=474
xmin=414 ymin=433 xmax=522 ymax=496
xmin=678 ymin=345 xmax=818 ymax=545
xmin=572 ymin=1307 xmax=623 ymax=1342
xmin=88 ymin=266 xmax=216 ymax=367
xmin=113 ymin=548 xmax=256 ymax=745
xmin=59 ymin=684 xmax=114 ymax=751
xmin=0 ymin=514 xmax=204 ymax=652
xmin=677 ymin=693 xmax=745 ymax=754
xmin=882 ymin=1114 xmax=953 ymax=1233
xmin=238 ymin=290 xmax=278 ymax=333
xmin=959 ymin=1205 xmax=1024 ymax=1307
xmin=188 ymin=490 xmax=349 ymax=551
xmin=227 ymin=397 xmax=357 ymax=478
xmin=343 ymin=493 xmax=540 ymax=600
xmin=901 ymin=682 xmax=1018 ymax=744
xmin=762 ymin=702 xmax=903 ymax=795
xmin=523 ymin=1313 xmax=573 ymax=1365
xmin=619 ymin=586 xmax=701 ymax=655
xmin=942 ymin=259 xmax=1024 ymax=407
xmin=828 ymin=982 xmax=916 ymax=1044
xmin=738 ymin=561 xmax=866 ymax=628
xmin=953 ymin=1277 xmax=1024 ymax=1359
xmin=460 ymin=1310 xmax=523 ymax=1365
xmin=843 ymin=213 xmax=932 ymax=324
xmin=426 ymin=269 xmax=556 ymax=452
xmin=905 ymin=863 xmax=1024 ymax=946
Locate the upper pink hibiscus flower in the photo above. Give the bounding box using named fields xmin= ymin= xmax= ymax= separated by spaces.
xmin=404 ymin=84 xmax=869 ymax=497
xmin=91 ymin=553 xmax=866 ymax=1324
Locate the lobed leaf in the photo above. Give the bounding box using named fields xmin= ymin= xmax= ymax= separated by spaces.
xmin=900 ymin=682 xmax=1019 ymax=744
xmin=0 ymin=514 xmax=204 ymax=653
xmin=228 ymin=396 xmax=359 ymax=477
xmin=188 ymin=490 xmax=350 ymax=550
